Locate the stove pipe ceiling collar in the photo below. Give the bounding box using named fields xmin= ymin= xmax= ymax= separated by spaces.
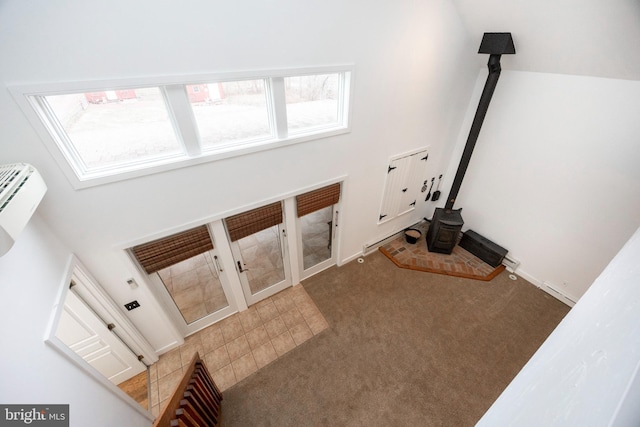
xmin=478 ymin=32 xmax=516 ymax=55
xmin=444 ymin=32 xmax=515 ymax=210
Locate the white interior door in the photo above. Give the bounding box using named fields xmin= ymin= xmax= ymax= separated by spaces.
xmin=56 ymin=289 xmax=146 ymax=385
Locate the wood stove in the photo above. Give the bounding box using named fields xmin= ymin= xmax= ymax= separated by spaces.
xmin=426 ymin=208 xmax=463 ymax=254
xmin=426 ymin=33 xmax=515 ymax=255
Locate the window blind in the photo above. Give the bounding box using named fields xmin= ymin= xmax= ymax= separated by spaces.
xmin=131 ymin=225 xmax=213 ymax=274
xmin=296 ymin=183 xmax=341 ymax=217
xmin=225 ymin=201 xmax=283 ymax=242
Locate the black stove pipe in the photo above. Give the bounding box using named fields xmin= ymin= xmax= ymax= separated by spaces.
xmin=445 ymin=33 xmax=515 ymax=210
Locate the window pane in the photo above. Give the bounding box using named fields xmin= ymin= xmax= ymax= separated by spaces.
xmin=188 ymin=80 xmax=272 ymax=149
xmin=157 ymin=253 xmax=229 ymax=324
xmin=45 ymin=87 xmax=184 ymax=171
xmin=236 ymin=225 xmax=285 ymax=295
xmin=285 ymin=73 xmax=339 ymax=133
xmin=301 ymin=206 xmax=333 ymax=270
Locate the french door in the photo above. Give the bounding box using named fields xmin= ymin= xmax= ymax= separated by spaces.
xmin=130 ymin=183 xmax=341 ymax=335
xmin=225 ymin=202 xmax=292 ymax=305
xmin=295 ymin=183 xmax=341 ymax=279
xmin=131 ymin=225 xmax=237 ymax=335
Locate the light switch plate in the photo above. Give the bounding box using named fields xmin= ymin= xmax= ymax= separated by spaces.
xmin=124 ymin=300 xmax=140 ymax=311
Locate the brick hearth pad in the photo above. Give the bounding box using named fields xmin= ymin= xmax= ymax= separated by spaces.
xmin=379 ymin=224 xmax=504 ymax=281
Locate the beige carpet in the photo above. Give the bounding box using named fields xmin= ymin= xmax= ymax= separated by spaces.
xmin=221 ymin=251 xmax=570 ymax=426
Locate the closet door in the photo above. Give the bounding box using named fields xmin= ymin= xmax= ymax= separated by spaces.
xmin=225 ymin=202 xmax=292 ymax=305
xmin=378 ymin=150 xmax=429 ymax=223
xmin=56 ymin=284 xmax=146 ymax=385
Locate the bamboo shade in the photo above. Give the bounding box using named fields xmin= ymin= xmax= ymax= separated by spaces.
xmin=296 ymin=183 xmax=341 ymax=217
xmin=131 ymin=225 xmax=213 ymax=274
xmin=225 ymin=202 xmax=283 ymax=242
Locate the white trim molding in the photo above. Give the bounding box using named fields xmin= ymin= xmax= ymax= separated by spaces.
xmin=9 ymin=65 xmax=354 ymax=189
xmin=44 ymin=255 xmax=155 ymax=421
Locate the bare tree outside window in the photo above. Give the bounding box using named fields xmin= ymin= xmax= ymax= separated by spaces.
xmin=187 ymin=79 xmax=273 ymax=149
xmin=285 ymin=73 xmax=339 ymax=133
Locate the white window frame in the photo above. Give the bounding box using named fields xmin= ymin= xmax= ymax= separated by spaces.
xmin=9 ymin=65 xmax=353 ymax=189
xmin=283 ymin=72 xmax=347 ymax=137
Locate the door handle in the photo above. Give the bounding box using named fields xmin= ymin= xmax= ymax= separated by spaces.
xmin=213 ymin=255 xmax=223 ymax=272
xmin=237 ymin=261 xmax=249 ymax=273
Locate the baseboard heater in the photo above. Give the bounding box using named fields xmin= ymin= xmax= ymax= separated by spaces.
xmin=502 ymin=254 xmax=520 ymax=272
xmin=458 ymin=230 xmax=508 ymax=268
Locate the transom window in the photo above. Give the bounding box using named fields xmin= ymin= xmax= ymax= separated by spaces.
xmin=43 ymin=87 xmax=184 ymax=172
xmin=187 ymin=79 xmax=273 ymax=150
xmin=285 ymin=73 xmax=340 ymax=134
xmin=19 ymin=67 xmax=352 ymax=187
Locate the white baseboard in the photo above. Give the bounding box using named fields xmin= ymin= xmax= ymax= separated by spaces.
xmin=341 ymin=246 xmax=578 ymax=308
xmin=517 ymin=269 xmax=577 ymax=307
xmin=339 ymin=251 xmax=366 ymax=266
xmin=155 ymin=340 xmax=183 ymax=356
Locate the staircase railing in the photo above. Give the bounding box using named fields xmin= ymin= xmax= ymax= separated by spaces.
xmin=153 ymin=352 xmax=222 ymax=427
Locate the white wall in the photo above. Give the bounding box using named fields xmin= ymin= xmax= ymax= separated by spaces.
xmin=476 ymin=225 xmax=640 ymax=426
xmin=0 ymin=215 xmax=151 ymax=427
xmin=0 ymin=0 xmax=478 ymax=351
xmin=441 ymin=70 xmax=640 ymax=301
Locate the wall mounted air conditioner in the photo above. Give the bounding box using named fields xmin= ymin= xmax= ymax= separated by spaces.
xmin=0 ymin=163 xmax=47 ymax=256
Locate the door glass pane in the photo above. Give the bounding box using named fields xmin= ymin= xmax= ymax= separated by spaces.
xmin=156 ymin=252 xmax=228 ymax=324
xmin=44 ymin=87 xmax=184 ymax=171
xmin=285 ymin=73 xmax=339 ymax=133
xmin=237 ymin=225 xmax=285 ymax=295
xmin=301 ymin=206 xmax=333 ymax=270
xmin=187 ymin=80 xmax=273 ymax=149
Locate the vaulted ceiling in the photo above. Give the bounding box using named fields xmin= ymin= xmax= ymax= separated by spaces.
xmin=452 ymin=0 xmax=640 ymax=81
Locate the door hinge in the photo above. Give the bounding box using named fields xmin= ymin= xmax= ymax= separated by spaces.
xmin=107 ymin=323 xmax=116 ymax=331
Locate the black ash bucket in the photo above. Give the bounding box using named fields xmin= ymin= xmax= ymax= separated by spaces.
xmin=404 ymin=228 xmax=422 ymax=244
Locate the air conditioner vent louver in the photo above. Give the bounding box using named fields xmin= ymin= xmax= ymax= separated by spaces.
xmin=0 ymin=163 xmax=47 ymax=256
xmin=0 ymin=164 xmax=34 ymax=213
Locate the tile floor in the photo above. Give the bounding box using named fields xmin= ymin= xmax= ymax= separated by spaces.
xmin=155 ymin=209 xmax=333 ymax=326
xmin=147 ymin=284 xmax=329 ymax=417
